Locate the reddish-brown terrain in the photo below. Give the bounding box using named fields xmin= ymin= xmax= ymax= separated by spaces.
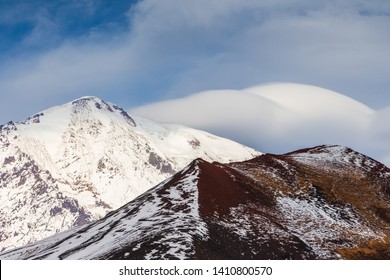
xmin=1 ymin=145 xmax=389 ymax=260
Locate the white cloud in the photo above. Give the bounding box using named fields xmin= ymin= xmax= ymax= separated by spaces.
xmin=131 ymin=83 xmax=390 ymax=166
xmin=125 ymin=0 xmax=390 ymax=104
xmin=0 ymin=0 xmax=389 ymax=140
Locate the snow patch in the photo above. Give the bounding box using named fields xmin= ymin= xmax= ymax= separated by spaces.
xmin=277 ymin=196 xmax=377 ymax=259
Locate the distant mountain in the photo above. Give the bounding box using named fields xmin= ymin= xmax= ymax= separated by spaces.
xmin=0 ymin=96 xmax=259 ymax=251
xmin=2 ymin=145 xmax=389 ymax=260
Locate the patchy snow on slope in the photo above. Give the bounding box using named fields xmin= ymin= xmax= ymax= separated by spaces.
xmin=276 ymin=195 xmax=378 ymax=259
xmin=0 ymin=162 xmax=209 ymax=260
xmin=218 ymin=204 xmax=292 ymax=250
xmin=289 ymin=145 xmax=384 ymax=174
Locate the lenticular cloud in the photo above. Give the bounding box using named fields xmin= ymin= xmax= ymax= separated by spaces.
xmin=131 ymin=83 xmax=389 ymax=166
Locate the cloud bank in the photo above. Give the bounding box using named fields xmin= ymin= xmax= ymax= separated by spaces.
xmin=0 ymin=0 xmax=390 ymax=124
xmin=131 ymin=83 xmax=390 ymax=166
xmin=1 ymin=1 xmax=389 ymax=165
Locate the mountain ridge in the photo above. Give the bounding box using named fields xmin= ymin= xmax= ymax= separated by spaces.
xmin=0 ymin=96 xmax=259 ymax=251
xmin=2 ymin=144 xmax=389 ymax=260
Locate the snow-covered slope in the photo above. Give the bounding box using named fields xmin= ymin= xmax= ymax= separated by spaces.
xmin=0 ymin=161 xmax=207 ymax=260
xmin=2 ymin=145 xmax=389 ymax=260
xmin=0 ymin=96 xmax=259 ymax=251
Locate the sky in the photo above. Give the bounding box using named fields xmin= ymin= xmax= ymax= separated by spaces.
xmin=0 ymin=0 xmax=390 ymax=164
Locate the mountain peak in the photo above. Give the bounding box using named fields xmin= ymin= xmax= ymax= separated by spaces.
xmin=71 ymin=96 xmax=107 ymax=110
xmin=68 ymin=96 xmax=136 ymax=127
xmin=0 ymin=96 xmax=259 ymax=253
xmin=287 ymin=144 xmax=349 ymax=156
xmin=72 ymin=95 xmax=102 ymax=102
xmin=286 ymin=145 xmax=385 ymax=171
xmin=4 ymin=145 xmax=389 ymax=260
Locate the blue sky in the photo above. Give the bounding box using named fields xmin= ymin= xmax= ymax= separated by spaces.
xmin=1 ymin=0 xmax=390 ymax=162
xmin=0 ymin=1 xmax=135 ymax=54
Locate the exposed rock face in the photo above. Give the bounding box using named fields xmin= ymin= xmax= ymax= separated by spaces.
xmin=1 ymin=145 xmax=389 ymax=260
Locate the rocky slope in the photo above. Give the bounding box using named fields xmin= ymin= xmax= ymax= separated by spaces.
xmin=2 ymin=145 xmax=389 ymax=260
xmin=0 ymin=96 xmax=259 ymax=251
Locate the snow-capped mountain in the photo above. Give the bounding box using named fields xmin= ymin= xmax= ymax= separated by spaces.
xmin=0 ymin=96 xmax=259 ymax=251
xmin=2 ymin=145 xmax=389 ymax=260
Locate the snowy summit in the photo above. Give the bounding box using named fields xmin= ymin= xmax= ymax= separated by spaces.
xmin=0 ymin=96 xmax=259 ymax=251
